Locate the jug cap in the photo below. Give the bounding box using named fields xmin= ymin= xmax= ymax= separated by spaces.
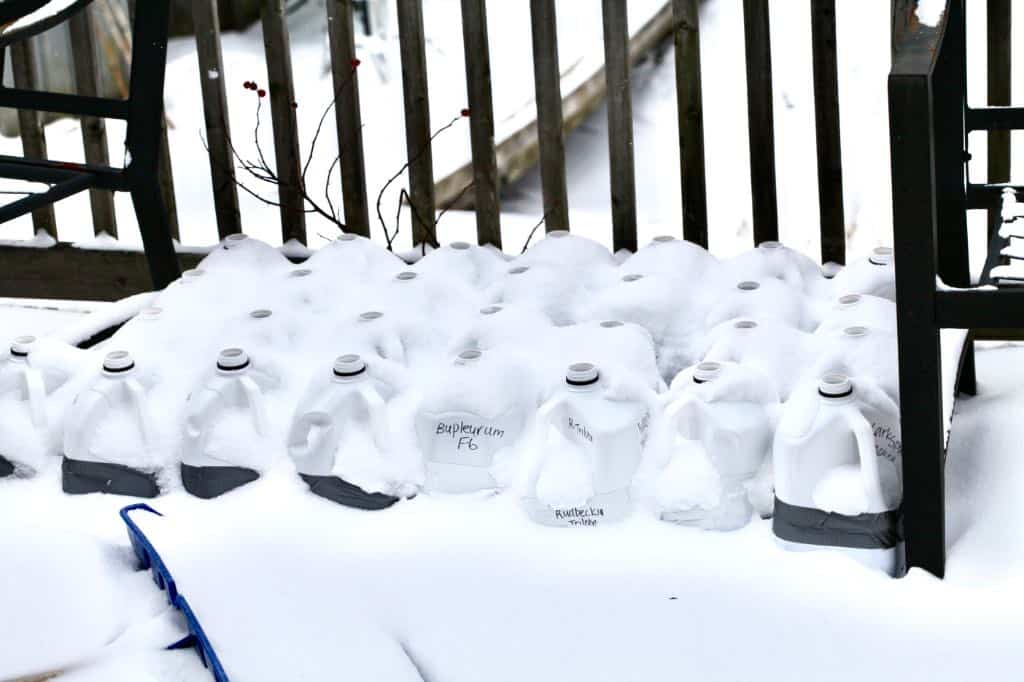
xmin=250 ymin=309 xmax=273 ymax=319
xmin=10 ymin=335 xmax=35 ymax=357
xmin=759 ymin=240 xmax=782 ymax=250
xmin=508 ymin=265 xmax=530 ymax=275
xmin=821 ymin=261 xmax=843 ymax=279
xmin=653 ymin=235 xmax=676 ymax=243
xmin=140 ymin=306 xmax=163 ymax=320
xmin=480 ymin=305 xmax=503 ymax=315
xmin=337 ymin=233 xmax=358 ymax=241
xmin=333 ymin=354 xmax=367 ymax=378
xmin=734 ymin=319 xmax=758 ymax=330
xmin=103 ymin=350 xmax=135 ymax=373
xmin=693 ymin=361 xmax=722 ymax=384
xmin=838 ymin=293 xmax=862 ymax=307
xmin=600 ymin=320 xmax=624 ymax=328
xmin=622 ymin=273 xmax=644 ymax=283
xmin=217 ymin=348 xmax=250 ymax=372
xmin=548 ymin=230 xmax=570 ymax=239
xmin=396 ymin=271 xmax=418 ymax=281
xmin=223 ymin=233 xmax=248 ymax=248
xmin=182 ymin=269 xmax=205 ymax=281
xmin=843 ymin=325 xmax=869 ymax=338
xmin=289 ymin=268 xmax=313 ymax=278
xmin=869 ymin=246 xmax=894 ymax=266
xmin=737 ymin=280 xmax=760 ymax=291
xmin=566 ymin=362 xmax=599 ymax=387
xmin=450 ymin=241 xmax=471 ymax=251
xmin=455 ymin=349 xmax=483 ymax=365
xmin=359 ymin=311 xmax=383 ymax=322
xmin=818 ymin=372 xmax=853 ymax=398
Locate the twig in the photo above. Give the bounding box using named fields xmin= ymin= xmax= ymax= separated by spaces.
xmin=520 ymin=210 xmax=552 ymax=254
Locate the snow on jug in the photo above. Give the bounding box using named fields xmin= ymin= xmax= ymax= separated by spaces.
xmin=618 ymin=235 xmax=719 ymax=282
xmin=808 ymin=325 xmax=900 ymax=404
xmin=814 ymin=293 xmax=898 ymax=337
xmin=447 ymin=303 xmax=554 ymax=356
xmin=701 ymin=318 xmax=818 ymax=400
xmin=773 ymin=373 xmax=904 ymax=575
xmin=62 ymin=351 xmax=160 ymax=498
xmin=548 ymin=320 xmax=664 ymax=392
xmin=523 ymin=363 xmax=651 ymax=527
xmin=416 ymin=349 xmax=532 ymax=494
xmin=0 ymin=336 xmax=73 ymax=477
xmin=653 ymin=361 xmax=778 ymax=529
xmin=180 ymin=348 xmax=281 ymax=498
xmin=721 ymin=241 xmax=830 ymax=297
xmin=828 ymin=247 xmax=895 ymax=301
xmin=704 ymin=278 xmax=816 ymax=332
xmin=485 ymin=263 xmax=583 ymax=326
xmin=303 ymin=232 xmax=405 ymax=283
xmin=288 ymin=354 xmax=411 ymax=509
xmin=415 ymin=241 xmax=508 ymax=288
xmin=197 ymin=233 xmax=290 ymax=274
xmin=518 ymin=230 xmax=617 ymax=278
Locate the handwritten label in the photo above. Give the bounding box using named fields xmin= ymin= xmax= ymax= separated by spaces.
xmin=553 ymin=506 xmax=606 ymax=527
xmin=435 ymin=419 xmax=506 ymax=452
xmin=872 ymin=422 xmax=902 ymax=465
xmin=567 ymin=416 xmax=593 ymax=443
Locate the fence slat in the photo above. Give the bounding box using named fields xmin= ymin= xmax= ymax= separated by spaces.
xmin=742 ymin=0 xmax=779 ymax=245
xmin=193 ymin=0 xmax=242 ymax=239
xmin=326 ymin=0 xmax=371 ymax=237
xmin=602 ymin=0 xmax=638 ymax=253
xmin=396 ymin=0 xmax=437 ymax=247
xmin=460 ymin=0 xmax=502 ymax=248
xmin=529 ymin=0 xmax=569 ymax=234
xmin=987 ymin=0 xmax=1011 ymax=237
xmin=810 ymin=0 xmax=845 ymax=265
xmin=261 ymin=0 xmax=307 ymax=244
xmin=9 ymin=40 xmax=57 ymax=239
xmin=68 ymin=7 xmax=118 ymax=237
xmin=672 ymin=0 xmax=708 ymax=248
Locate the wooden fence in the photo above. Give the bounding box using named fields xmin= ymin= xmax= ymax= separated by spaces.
xmin=0 ymin=0 xmax=1013 ymax=302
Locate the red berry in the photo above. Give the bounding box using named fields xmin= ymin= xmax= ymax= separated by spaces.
xmin=258 ymin=89 xmax=267 ymax=98
xmin=460 ymin=108 xmax=471 ymax=117
xmin=351 ymin=58 xmax=361 ymax=68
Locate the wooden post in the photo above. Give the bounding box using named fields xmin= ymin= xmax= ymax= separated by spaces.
xmin=9 ymin=40 xmax=56 ymax=239
xmin=602 ymin=0 xmax=638 ymax=253
xmin=68 ymin=7 xmax=119 ymax=237
xmin=460 ymin=0 xmax=502 ymax=248
xmin=810 ymin=0 xmax=845 ymax=265
xmin=261 ymin=0 xmax=307 ymax=244
xmin=742 ymin=0 xmax=779 ymax=246
xmin=987 ymin=0 xmax=1011 ymax=237
xmin=529 ymin=0 xmax=569 ymax=233
xmin=672 ymin=0 xmax=708 ymax=247
xmin=396 ymin=0 xmax=437 ymax=247
xmin=193 ymin=0 xmax=243 ymax=239
xmin=326 ymin=0 xmax=371 ymax=237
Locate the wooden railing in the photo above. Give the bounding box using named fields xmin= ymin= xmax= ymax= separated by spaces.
xmin=0 ymin=0 xmax=1014 ymax=301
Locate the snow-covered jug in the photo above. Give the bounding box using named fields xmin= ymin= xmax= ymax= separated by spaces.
xmin=62 ymin=351 xmax=159 ymax=498
xmin=288 ymin=354 xmax=409 ymax=509
xmin=180 ymin=348 xmax=280 ymax=498
xmin=654 ymin=361 xmax=778 ymax=530
xmin=773 ymin=373 xmax=904 ymax=575
xmin=828 ymin=246 xmax=895 ymax=301
xmin=416 ymin=349 xmax=531 ymax=494
xmin=814 ymin=293 xmax=898 ymax=337
xmin=523 ymin=363 xmax=650 ymax=527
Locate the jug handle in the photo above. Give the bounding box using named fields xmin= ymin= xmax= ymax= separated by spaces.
xmin=843 ymin=406 xmax=887 ymax=511
xmin=64 ymin=389 xmax=106 ymax=460
xmin=358 ymin=383 xmax=390 ymax=454
xmin=523 ymin=395 xmax=565 ymax=491
xmin=240 ymin=375 xmax=269 ymax=436
xmin=24 ymin=367 xmax=47 ymax=429
xmin=125 ymin=378 xmax=156 ymax=450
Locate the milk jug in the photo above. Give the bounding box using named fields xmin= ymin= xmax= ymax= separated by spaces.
xmin=447 ymin=303 xmax=554 ymax=356
xmin=828 ymin=247 xmax=895 ymax=301
xmin=0 ymin=336 xmax=70 ymax=476
xmin=721 ymin=241 xmax=828 ymax=297
xmin=288 ymin=354 xmax=408 ymax=509
xmin=704 ymin=278 xmax=815 ymax=331
xmin=814 ymin=293 xmax=898 ymax=337
xmin=618 ymin=235 xmax=718 ymax=282
xmin=62 ymin=351 xmax=160 ymax=498
xmin=523 ymin=363 xmax=650 ymax=526
xmin=416 ymin=349 xmax=531 ymax=494
xmin=415 ymin=241 xmax=508 ymax=288
xmin=655 ymin=361 xmax=777 ymax=530
xmin=773 ymin=373 xmax=904 ymax=575
xmin=486 ymin=263 xmax=584 ymax=326
xmin=701 ymin=318 xmax=818 ymax=400
xmin=807 ymin=325 xmax=900 ymax=404
xmin=180 ymin=348 xmax=280 ymax=498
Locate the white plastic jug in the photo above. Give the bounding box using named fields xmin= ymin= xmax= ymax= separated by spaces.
xmin=0 ymin=336 xmax=70 ymax=476
xmin=704 ymin=278 xmax=816 ymax=332
xmin=180 ymin=348 xmax=280 ymax=498
xmin=416 ymin=349 xmax=531 ymax=494
xmin=773 ymin=373 xmax=903 ymax=575
xmin=415 ymin=241 xmax=508 ymax=288
xmin=548 ymin=320 xmax=665 ymax=392
xmin=61 ymin=351 xmax=160 ymax=497
xmin=806 ymin=325 xmax=900 ymax=404
xmin=577 ymin=272 xmax=689 ymax=351
xmin=303 ymin=232 xmax=405 ymax=283
xmin=814 ymin=293 xmax=898 ymax=337
xmin=518 ymin=230 xmax=617 ymax=276
xmin=828 ymin=247 xmax=895 ymax=301
xmin=197 ymin=233 xmax=291 ymax=274
xmin=288 ymin=354 xmax=409 ymax=508
xmin=523 ymin=363 xmax=650 ymax=526
xmin=447 ymin=303 xmax=555 ymax=356
xmin=655 ymin=361 xmax=777 ymax=530
xmin=485 ymin=263 xmax=584 ymax=326
xmin=618 ymin=235 xmax=719 ymax=282
xmin=721 ymin=241 xmax=829 ymax=298
xmin=701 ymin=318 xmax=818 ymax=400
